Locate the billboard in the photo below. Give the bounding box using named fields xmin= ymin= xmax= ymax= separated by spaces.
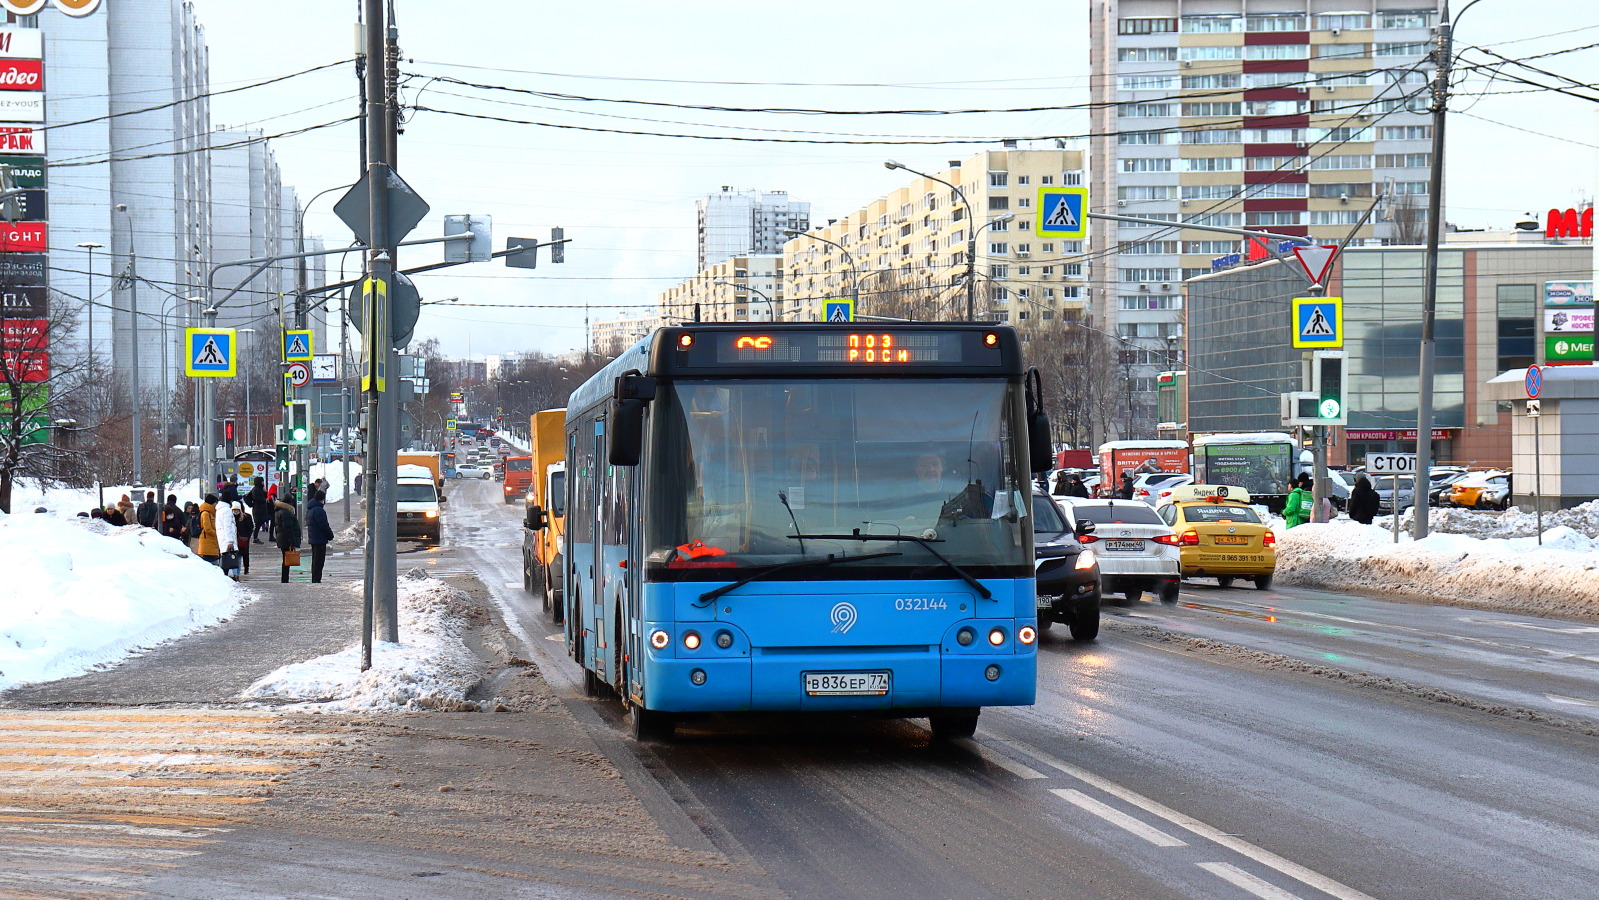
xmin=1544 ymin=308 xmax=1594 ymax=334
xmin=1544 ymin=281 xmax=1594 ymax=308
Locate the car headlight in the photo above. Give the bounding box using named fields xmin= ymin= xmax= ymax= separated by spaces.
xmin=425 ymin=510 xmax=439 ymax=519
xmin=1074 ymin=549 xmax=1097 ymax=570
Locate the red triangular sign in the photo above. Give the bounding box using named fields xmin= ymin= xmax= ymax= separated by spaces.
xmin=1292 ymin=245 xmax=1338 ymax=286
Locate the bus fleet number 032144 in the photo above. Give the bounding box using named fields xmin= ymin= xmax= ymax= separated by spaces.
xmin=895 ymin=597 xmax=949 ymax=611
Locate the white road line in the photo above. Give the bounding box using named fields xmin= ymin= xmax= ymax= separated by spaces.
xmin=1198 ymin=863 xmax=1306 ymax=900
xmin=1051 ymin=789 xmax=1187 ymax=847
xmin=1007 ymin=738 xmax=1380 ymax=900
xmin=973 ymin=745 xmax=1047 ymax=780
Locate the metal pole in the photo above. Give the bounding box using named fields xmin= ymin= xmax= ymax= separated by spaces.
xmin=1413 ymin=4 xmax=1454 ymax=541
xmin=129 ymin=249 xmax=142 ymax=485
xmin=202 ymin=306 xmax=217 ymax=493
xmin=1533 ymin=404 xmax=1542 ymax=545
xmin=364 ymin=0 xmax=399 ymax=645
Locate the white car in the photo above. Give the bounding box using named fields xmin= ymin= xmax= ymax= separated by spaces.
xmin=1057 ymin=497 xmax=1182 ymax=604
xmin=456 ymin=463 xmax=492 ymax=480
xmin=1130 ymin=472 xmax=1195 ymax=506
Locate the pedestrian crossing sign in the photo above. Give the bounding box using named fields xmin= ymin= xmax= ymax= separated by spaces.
xmin=282 ymin=329 xmax=313 ymax=362
xmin=823 ymin=298 xmax=855 ymax=322
xmin=1291 ymin=296 xmax=1343 ymax=348
xmin=184 ymin=328 xmax=236 ymax=377
xmin=1035 ymin=187 xmax=1088 ymax=239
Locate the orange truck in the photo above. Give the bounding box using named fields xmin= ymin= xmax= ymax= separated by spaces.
xmin=521 ymin=408 xmax=567 ymax=622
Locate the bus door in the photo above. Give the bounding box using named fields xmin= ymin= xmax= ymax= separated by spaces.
xmin=620 ymin=459 xmax=645 ymax=706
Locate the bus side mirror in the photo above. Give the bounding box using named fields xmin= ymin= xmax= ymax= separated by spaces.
xmin=1028 ymin=410 xmax=1053 ymax=474
xmin=609 ymin=372 xmax=655 ymax=467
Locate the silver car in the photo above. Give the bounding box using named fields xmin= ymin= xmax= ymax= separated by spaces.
xmin=1057 ymin=498 xmax=1182 ymax=604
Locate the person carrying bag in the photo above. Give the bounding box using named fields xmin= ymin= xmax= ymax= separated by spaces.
xmin=274 ymin=493 xmax=303 ymax=583
xmin=216 ymin=494 xmax=241 ymax=581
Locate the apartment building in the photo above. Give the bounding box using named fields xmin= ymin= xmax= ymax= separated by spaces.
xmin=591 ymin=314 xmax=662 ymax=356
xmin=782 ymin=148 xmax=1088 ymax=326
xmin=696 ymin=188 xmax=810 ymax=271
xmin=1090 ymin=0 xmax=1440 ymax=435
xmin=658 ymin=254 xmax=785 ymax=324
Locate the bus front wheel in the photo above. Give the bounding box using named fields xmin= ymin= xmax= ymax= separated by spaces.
xmin=629 ymin=705 xmax=675 ymax=742
xmin=929 ymin=709 xmax=979 ymax=740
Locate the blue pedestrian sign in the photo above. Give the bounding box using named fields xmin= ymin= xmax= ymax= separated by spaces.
xmin=282 ymin=329 xmax=314 ymax=362
xmin=1035 ymin=187 xmax=1088 ymax=239
xmin=1291 ymin=296 xmax=1343 ymax=348
xmin=823 ymin=298 xmax=855 ymax=322
xmin=185 ymin=328 xmax=236 ymax=377
xmin=1525 ymin=365 xmax=1542 ymax=399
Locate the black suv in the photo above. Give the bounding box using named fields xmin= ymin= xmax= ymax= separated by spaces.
xmin=1032 ymin=491 xmax=1100 ymax=641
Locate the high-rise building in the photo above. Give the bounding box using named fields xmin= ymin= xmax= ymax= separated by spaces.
xmin=1089 ymin=1 xmax=1440 ymax=436
xmin=696 ymin=188 xmax=809 ymax=271
xmin=659 ymin=254 xmax=784 ymax=325
xmin=783 ymin=148 xmax=1088 ymax=326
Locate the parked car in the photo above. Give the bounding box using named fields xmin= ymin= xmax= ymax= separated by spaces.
xmin=1372 ymin=474 xmax=1416 ymax=515
xmin=1428 ymin=468 xmax=1472 ymax=506
xmin=456 ymin=463 xmax=492 ymax=480
xmin=1156 ymin=485 xmax=1277 ymax=590
xmin=1323 ymin=469 xmax=1353 ymax=511
xmin=1058 ymin=498 xmax=1181 ymax=604
xmin=1449 ymin=471 xmax=1512 ymax=510
xmin=1032 ymin=490 xmax=1101 ymax=641
xmin=1131 ymin=472 xmax=1194 ymax=505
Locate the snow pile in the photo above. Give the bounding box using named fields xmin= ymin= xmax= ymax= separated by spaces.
xmin=12 ymin=479 xmax=208 ymax=517
xmin=1277 ymin=519 xmax=1599 ymax=620
xmin=0 ymin=514 xmax=246 ymax=690
xmin=242 ymin=570 xmax=490 ymax=711
xmin=307 ymin=461 xmax=362 ymax=504
xmin=1389 ymin=500 xmax=1599 ymax=541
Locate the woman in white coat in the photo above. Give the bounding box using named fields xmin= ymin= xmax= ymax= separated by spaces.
xmin=215 ymin=497 xmax=240 ymax=580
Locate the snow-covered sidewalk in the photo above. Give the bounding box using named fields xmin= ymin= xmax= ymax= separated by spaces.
xmin=0 ymin=513 xmax=248 ymax=691
xmin=1277 ymin=502 xmax=1599 ymax=621
xmin=242 ymin=570 xmax=491 ymax=711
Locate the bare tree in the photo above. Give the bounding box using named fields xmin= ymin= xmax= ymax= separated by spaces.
xmin=1387 ymin=193 xmax=1428 ymax=245
xmin=0 ymin=289 xmax=92 ymax=513
xmin=1018 ymin=313 xmax=1124 ymax=451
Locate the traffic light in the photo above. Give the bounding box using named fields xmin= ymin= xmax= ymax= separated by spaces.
xmin=550 ymin=226 xmax=565 ymax=263
xmin=287 ymin=400 xmax=311 ymax=445
xmin=1312 ymin=350 xmax=1347 ymax=425
xmin=223 ymin=418 xmax=236 ymax=458
xmin=275 ymin=444 xmax=290 ymax=473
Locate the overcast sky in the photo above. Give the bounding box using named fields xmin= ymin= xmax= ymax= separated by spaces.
xmin=189 ymin=0 xmax=1599 ymax=361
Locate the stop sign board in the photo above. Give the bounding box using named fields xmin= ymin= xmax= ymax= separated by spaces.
xmin=1368 ymin=453 xmax=1417 ymax=475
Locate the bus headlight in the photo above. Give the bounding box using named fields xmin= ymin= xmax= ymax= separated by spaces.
xmin=649 ymin=630 xmax=669 ymax=650
xmin=957 ymin=627 xmax=976 ymax=646
xmin=988 ymin=628 xmax=1006 ymax=646
xmin=715 ymin=631 xmax=733 ymax=649
xmin=683 ymin=631 xmax=701 ymax=650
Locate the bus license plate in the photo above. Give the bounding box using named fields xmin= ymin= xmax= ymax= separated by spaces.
xmin=1104 ymin=539 xmax=1143 ymax=551
xmin=805 ymin=671 xmax=890 ymax=696
xmin=1213 ymin=535 xmax=1250 ymax=545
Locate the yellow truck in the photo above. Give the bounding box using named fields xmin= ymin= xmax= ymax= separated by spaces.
xmin=396 ymin=451 xmax=444 ymax=490
xmin=522 ymin=408 xmax=567 ymax=623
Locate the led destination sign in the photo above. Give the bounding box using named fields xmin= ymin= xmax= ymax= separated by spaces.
xmin=687 ymin=329 xmax=1004 ymax=367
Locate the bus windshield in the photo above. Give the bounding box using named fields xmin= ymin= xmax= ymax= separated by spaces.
xmin=648 ymin=379 xmax=1030 ymax=572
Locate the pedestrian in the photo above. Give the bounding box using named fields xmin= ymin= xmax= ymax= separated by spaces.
xmin=219 ymin=475 xmax=240 ymax=506
xmin=136 ymin=491 xmax=160 ymax=529
xmin=196 ymin=493 xmax=221 ymax=564
xmin=160 ymin=493 xmax=187 ymax=542
xmin=265 ymin=481 xmax=279 ymax=541
xmin=306 ymin=488 xmax=334 ymax=584
xmin=1064 ymin=474 xmax=1090 ymax=498
xmin=104 ymin=505 xmax=127 ymax=526
xmin=88 ymin=508 xmax=105 ymax=521
xmin=184 ymin=501 xmax=203 ymax=548
xmin=353 ymin=472 xmax=362 ymax=495
xmin=233 ymin=502 xmax=254 ymax=575
xmin=245 ymin=477 xmax=269 ymax=544
xmin=116 ymin=494 xmax=135 ymax=524
xmin=215 ymin=494 xmax=240 ymax=580
xmin=1347 ymin=473 xmax=1379 ymax=525
xmin=274 ymin=492 xmax=303 ymax=584
xmin=1118 ymin=471 xmax=1135 ymax=500
xmin=1283 ymin=474 xmax=1314 ymax=529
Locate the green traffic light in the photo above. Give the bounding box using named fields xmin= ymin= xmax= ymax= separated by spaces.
xmin=1319 ymin=398 xmax=1341 ymax=419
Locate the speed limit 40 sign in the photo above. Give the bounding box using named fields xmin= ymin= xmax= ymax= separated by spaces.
xmin=1368 ymin=453 xmax=1417 ymax=475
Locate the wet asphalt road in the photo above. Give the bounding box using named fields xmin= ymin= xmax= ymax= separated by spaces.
xmin=459 ymin=480 xmax=1599 ymax=900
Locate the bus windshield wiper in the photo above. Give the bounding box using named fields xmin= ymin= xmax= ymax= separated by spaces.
xmin=787 ymin=530 xmax=993 ymax=599
xmin=696 ymin=551 xmax=903 ymax=607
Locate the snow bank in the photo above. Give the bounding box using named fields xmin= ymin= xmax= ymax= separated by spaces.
xmin=0 ymin=514 xmax=247 ymax=690
xmin=241 ymin=570 xmax=489 ymax=711
xmin=1277 ymin=518 xmax=1599 ymax=620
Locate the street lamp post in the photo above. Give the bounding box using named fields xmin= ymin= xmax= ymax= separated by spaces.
xmin=712 ymin=280 xmax=775 ymax=320
xmin=237 ymin=328 xmax=257 ymax=447
xmin=75 ymin=241 xmax=102 ymax=367
xmin=783 ymin=230 xmax=857 ymax=316
xmin=113 ymin=205 xmax=142 ymax=485
xmin=884 ymin=160 xmax=985 ymax=321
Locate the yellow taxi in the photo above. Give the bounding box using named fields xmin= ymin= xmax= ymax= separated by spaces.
xmin=1155 ymin=485 xmax=1277 ymax=590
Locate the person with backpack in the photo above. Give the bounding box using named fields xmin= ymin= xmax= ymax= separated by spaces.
xmin=135 ymin=491 xmax=160 ymax=529
xmin=245 ymin=477 xmax=269 ymax=544
xmin=232 ymin=503 xmax=254 ymax=576
xmin=274 ymin=492 xmax=303 ymax=584
xmin=1283 ymin=473 xmax=1314 ymax=528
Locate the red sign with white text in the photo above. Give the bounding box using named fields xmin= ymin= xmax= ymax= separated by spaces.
xmin=1 ymin=317 xmax=47 ymax=350
xmin=0 ymin=58 xmax=42 ymax=91
xmin=0 ymin=124 xmax=43 ymax=153
xmin=0 ymin=349 xmax=47 ymax=382
xmin=0 ymin=221 xmax=46 ymax=252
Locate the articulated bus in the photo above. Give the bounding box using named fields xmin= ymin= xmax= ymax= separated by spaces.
xmin=561 ymin=323 xmax=1053 ymax=740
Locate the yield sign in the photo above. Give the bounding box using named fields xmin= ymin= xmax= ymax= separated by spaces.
xmin=1292 ymin=245 xmax=1339 ymax=286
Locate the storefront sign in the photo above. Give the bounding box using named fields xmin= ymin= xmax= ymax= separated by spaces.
xmin=1544 ymin=308 xmax=1594 ymax=333
xmin=0 ymin=221 xmax=46 ymax=252
xmin=1545 ymin=281 xmax=1595 ymax=307
xmin=0 ymin=284 xmax=47 ymax=316
xmin=0 ymin=92 xmax=44 ymax=122
xmin=0 ymin=253 xmax=47 ymax=285
xmin=0 ymin=348 xmax=47 ymax=382
xmin=1 ymin=317 xmax=46 ymax=350
xmin=0 ymin=0 xmax=103 ymax=16
xmin=1345 ymin=429 xmax=1454 ymax=441
xmin=0 ymin=60 xmax=43 ymax=91
xmin=1547 ymin=207 xmax=1595 ymax=239
xmin=0 ymin=28 xmax=43 ymax=59
xmin=3 ymin=188 xmax=45 ymax=219
xmin=0 ymin=125 xmax=44 ymax=154
xmin=1545 ymin=334 xmax=1595 ymax=364
xmin=0 ymin=155 xmax=44 ymax=187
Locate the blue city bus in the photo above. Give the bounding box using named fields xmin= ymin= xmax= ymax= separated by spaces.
xmin=561 ymin=323 xmax=1053 ymax=740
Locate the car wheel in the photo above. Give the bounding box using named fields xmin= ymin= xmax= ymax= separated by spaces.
xmin=928 ymin=709 xmax=979 ymax=740
xmin=1069 ymin=606 xmax=1099 ymax=641
xmin=1475 ymin=497 xmax=1492 ymax=511
xmin=1254 ymin=574 xmax=1273 ymax=590
xmin=1216 ymin=576 xmax=1235 ymax=588
xmin=1159 ymin=583 xmax=1180 ymax=604
xmin=1123 ymin=589 xmax=1142 ymax=604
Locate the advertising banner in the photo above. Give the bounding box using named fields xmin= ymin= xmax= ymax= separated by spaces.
xmin=0 ymin=59 xmax=42 ymax=91
xmin=0 ymin=155 xmax=44 ymax=187
xmin=0 ymin=285 xmax=46 ymax=316
xmin=1198 ymin=443 xmax=1293 ymax=496
xmin=0 ymin=253 xmax=47 ymax=285
xmin=0 ymin=221 xmax=45 ymax=252
xmin=1 ymin=316 xmax=47 ymax=350
xmin=1544 ymin=308 xmax=1594 ymax=333
xmin=1545 ymin=334 xmax=1595 ymax=364
xmin=0 ymin=348 xmax=47 ymax=382
xmin=1544 ymin=281 xmax=1595 ymax=307
xmin=3 ymin=188 xmax=45 ymax=220
xmin=0 ymin=125 xmax=44 ymax=154
xmin=0 ymin=92 xmax=44 ymax=122
xmin=0 ymin=28 xmax=43 ymax=59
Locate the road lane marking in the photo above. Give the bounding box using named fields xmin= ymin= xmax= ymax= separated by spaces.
xmin=1051 ymin=789 xmax=1186 ymax=847
xmin=1198 ymin=862 xmax=1306 ymax=900
xmin=972 ymin=745 xmax=1047 ymax=780
xmin=1005 ymin=738 xmax=1380 ymax=900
